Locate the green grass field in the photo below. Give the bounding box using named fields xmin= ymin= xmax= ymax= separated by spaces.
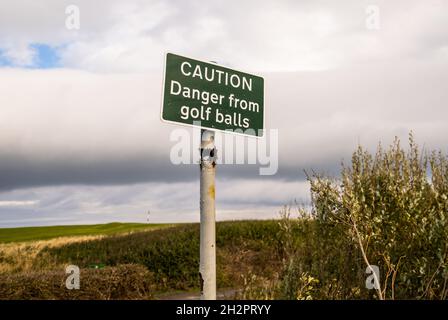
xmin=0 ymin=222 xmax=173 ymax=243
xmin=0 ymin=220 xmax=285 ymax=299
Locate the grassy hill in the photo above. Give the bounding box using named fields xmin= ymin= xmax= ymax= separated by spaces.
xmin=0 ymin=222 xmax=172 ymax=243
xmin=0 ymin=220 xmax=286 ymax=300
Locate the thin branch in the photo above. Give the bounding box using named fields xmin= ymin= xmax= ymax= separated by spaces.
xmin=391 ymin=256 xmax=405 ymax=300
xmin=351 ymin=216 xmax=384 ymax=300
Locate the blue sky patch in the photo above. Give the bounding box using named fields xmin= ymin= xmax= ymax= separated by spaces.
xmin=30 ymin=43 xmax=61 ymax=69
xmin=0 ymin=50 xmax=10 ymax=67
xmin=0 ymin=43 xmax=62 ymax=69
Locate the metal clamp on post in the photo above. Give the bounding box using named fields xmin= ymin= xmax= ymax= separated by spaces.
xmin=200 ymin=130 xmax=217 ymax=168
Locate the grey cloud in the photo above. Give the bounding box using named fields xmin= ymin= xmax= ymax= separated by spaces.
xmin=2 ymin=60 xmax=448 ymax=192
xmin=0 ymin=153 xmax=312 ymax=192
xmin=0 ymin=155 xmax=189 ymax=191
xmin=0 ymin=179 xmax=308 ymax=227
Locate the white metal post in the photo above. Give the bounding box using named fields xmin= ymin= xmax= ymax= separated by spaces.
xmin=199 ymin=129 xmax=216 ymax=300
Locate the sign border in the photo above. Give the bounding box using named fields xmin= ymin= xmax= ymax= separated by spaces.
xmin=160 ymin=52 xmax=266 ymax=138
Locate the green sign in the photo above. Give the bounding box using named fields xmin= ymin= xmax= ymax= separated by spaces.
xmin=161 ymin=53 xmax=264 ymax=137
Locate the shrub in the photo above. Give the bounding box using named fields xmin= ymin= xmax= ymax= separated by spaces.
xmin=0 ymin=264 xmax=155 ymax=300
xmin=280 ymin=134 xmax=448 ymax=299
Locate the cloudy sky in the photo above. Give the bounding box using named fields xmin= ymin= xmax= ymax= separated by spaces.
xmin=1 ymin=0 xmax=447 ymax=227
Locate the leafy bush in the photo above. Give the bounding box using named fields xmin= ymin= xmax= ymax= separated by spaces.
xmin=280 ymin=134 xmax=448 ymax=299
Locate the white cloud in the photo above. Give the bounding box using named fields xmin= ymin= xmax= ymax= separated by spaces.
xmin=2 ymin=42 xmax=37 ymax=66
xmin=0 ymin=68 xmax=166 ymax=158
xmin=0 ymin=200 xmax=39 ymax=207
xmin=1 ymin=1 xmax=448 ymax=71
